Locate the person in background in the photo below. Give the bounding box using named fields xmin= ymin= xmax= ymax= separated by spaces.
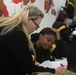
xmin=52 ymin=10 xmax=71 ymax=44
xmin=0 ymin=5 xmax=65 ymax=75
xmin=61 ymin=0 xmax=75 ymax=23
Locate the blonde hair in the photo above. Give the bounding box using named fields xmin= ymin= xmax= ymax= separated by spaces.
xmin=0 ymin=5 xmax=44 ymax=54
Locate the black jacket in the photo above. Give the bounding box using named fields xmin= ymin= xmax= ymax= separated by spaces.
xmin=62 ymin=0 xmax=75 ymax=19
xmin=52 ymin=22 xmax=71 ymax=43
xmin=0 ymin=27 xmax=55 ymax=75
xmin=52 ymin=38 xmax=69 ymax=59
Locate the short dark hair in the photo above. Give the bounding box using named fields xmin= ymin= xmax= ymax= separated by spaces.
xmin=31 ymin=27 xmax=57 ymax=42
xmin=39 ymin=27 xmax=57 ymax=38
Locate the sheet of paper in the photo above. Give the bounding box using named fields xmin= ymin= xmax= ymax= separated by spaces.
xmin=39 ymin=58 xmax=67 ymax=69
xmin=71 ymin=30 xmax=76 ymax=35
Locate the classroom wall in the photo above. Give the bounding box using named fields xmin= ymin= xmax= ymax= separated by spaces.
xmin=0 ymin=0 xmax=66 ymax=33
xmin=32 ymin=0 xmax=66 ymax=33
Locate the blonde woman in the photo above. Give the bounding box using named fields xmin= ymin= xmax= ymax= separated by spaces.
xmin=0 ymin=5 xmax=64 ymax=75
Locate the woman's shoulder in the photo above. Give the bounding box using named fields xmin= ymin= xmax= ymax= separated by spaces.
xmin=10 ymin=27 xmax=25 ymax=36
xmin=1 ymin=27 xmax=27 ymax=41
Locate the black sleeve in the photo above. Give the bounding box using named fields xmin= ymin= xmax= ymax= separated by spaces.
xmin=60 ymin=28 xmax=71 ymax=42
xmin=56 ymin=38 xmax=69 ymax=57
xmin=7 ymin=30 xmax=55 ymax=74
xmin=52 ymin=38 xmax=69 ymax=59
xmin=65 ymin=4 xmax=74 ymax=11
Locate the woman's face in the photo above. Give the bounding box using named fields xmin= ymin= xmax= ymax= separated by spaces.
xmin=28 ymin=17 xmax=42 ymax=34
xmin=38 ymin=34 xmax=56 ymax=50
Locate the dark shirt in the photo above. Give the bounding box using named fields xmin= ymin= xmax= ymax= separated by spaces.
xmin=33 ymin=42 xmax=55 ymax=63
xmin=52 ymin=38 xmax=69 ymax=59
xmin=0 ymin=27 xmax=55 ymax=75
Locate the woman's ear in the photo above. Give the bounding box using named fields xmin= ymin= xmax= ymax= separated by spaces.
xmin=28 ymin=17 xmax=31 ymax=21
xmin=28 ymin=17 xmax=32 ymax=25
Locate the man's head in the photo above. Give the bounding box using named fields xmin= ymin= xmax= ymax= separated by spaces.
xmin=37 ymin=27 xmax=57 ymax=50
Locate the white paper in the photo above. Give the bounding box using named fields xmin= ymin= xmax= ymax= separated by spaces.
xmin=71 ymin=30 xmax=76 ymax=35
xmin=39 ymin=58 xmax=67 ymax=69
